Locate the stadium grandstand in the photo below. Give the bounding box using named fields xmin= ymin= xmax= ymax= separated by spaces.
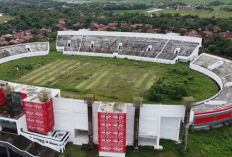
xmin=56 ymin=30 xmax=202 ymax=64
xmin=0 ymin=42 xmax=49 ymax=64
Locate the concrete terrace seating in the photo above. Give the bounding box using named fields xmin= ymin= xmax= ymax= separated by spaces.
xmin=191 ymin=53 xmax=232 ymax=113
xmin=192 ymin=54 xmax=220 ymax=68
xmin=156 ymin=40 xmax=199 ymax=60
xmin=0 ymin=42 xmax=49 ymax=63
xmin=57 ymin=30 xmax=202 ymax=64
xmin=57 ymin=35 xmax=82 ymax=51
xmin=78 ymin=36 xmax=167 ymax=57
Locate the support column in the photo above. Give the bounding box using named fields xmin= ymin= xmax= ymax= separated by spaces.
xmin=3 ymin=85 xmax=14 ymax=104
xmin=181 ymin=96 xmax=195 ymax=152
xmin=133 ymin=97 xmax=143 ymax=152
xmin=84 ymin=94 xmax=95 ymax=149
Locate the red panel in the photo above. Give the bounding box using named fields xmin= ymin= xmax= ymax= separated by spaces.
xmin=0 ymin=97 xmax=6 ymax=105
xmin=98 ymin=128 xmax=106 ymax=137
xmin=27 ymin=124 xmax=36 ymax=132
xmin=98 ymin=120 xmax=106 ymax=128
xmin=98 ymin=136 xmax=106 ymax=144
xmin=37 ymin=116 xmax=53 ymax=126
xmin=110 ymin=121 xmax=119 ymax=130
xmin=105 ymin=113 xmax=112 ymax=120
xmin=35 ymin=125 xmax=49 ymax=133
xmin=21 ymin=92 xmax=28 ymax=100
xmin=105 ymin=122 xmax=112 ymax=128
xmin=33 ymin=102 xmax=48 ymax=111
xmin=118 ymin=129 xmax=126 ymax=138
xmin=26 ymin=117 xmax=36 ymax=124
xmin=0 ymin=87 xmax=5 ymax=99
xmin=194 ymin=106 xmax=232 ymax=115
xmin=99 ymin=144 xmax=113 ymax=152
xmin=118 ymin=113 xmax=126 ymax=121
xmin=111 ymin=113 xmax=119 ymax=120
xmin=24 ymin=109 xmax=48 ymax=119
xmin=111 ymin=137 xmax=118 ymax=145
xmin=112 ymin=145 xmax=126 ymax=153
xmin=118 ymin=137 xmax=126 ymax=146
xmin=27 ymin=122 xmax=53 ymax=134
xmin=98 ymin=112 xmax=106 ymax=121
xmin=194 ymin=116 xmax=214 ymax=124
xmin=118 ymin=121 xmax=126 ymax=130
xmin=23 ymin=101 xmax=34 ymax=110
xmin=216 ymin=113 xmax=231 ymax=121
xmin=111 ymin=129 xmax=118 ymax=137
xmin=105 ymin=137 xmax=113 ymax=144
xmin=105 ymin=129 xmax=113 ymax=137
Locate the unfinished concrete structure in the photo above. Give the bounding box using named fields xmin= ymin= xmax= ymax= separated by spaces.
xmin=56 ymin=30 xmax=202 ymax=64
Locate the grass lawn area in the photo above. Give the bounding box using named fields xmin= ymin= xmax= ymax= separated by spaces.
xmin=154 ymin=8 xmax=232 ymax=18
xmin=166 ymin=0 xmax=232 ymax=5
xmin=105 ymin=9 xmax=148 ymax=13
xmin=0 ymin=14 xmax=14 ymax=24
xmin=0 ymin=42 xmax=218 ymax=104
xmin=59 ymin=0 xmax=232 ymax=5
xmin=59 ymin=123 xmax=232 ymax=157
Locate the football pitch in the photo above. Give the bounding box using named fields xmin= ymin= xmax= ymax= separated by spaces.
xmin=17 ymin=59 xmax=160 ymax=101
xmin=0 ymin=51 xmax=217 ymax=104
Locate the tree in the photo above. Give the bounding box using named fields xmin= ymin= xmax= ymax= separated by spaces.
xmin=4 ymin=36 xmax=12 ymax=42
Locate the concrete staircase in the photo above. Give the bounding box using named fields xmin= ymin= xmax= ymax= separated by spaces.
xmin=0 ymin=131 xmax=60 ymax=157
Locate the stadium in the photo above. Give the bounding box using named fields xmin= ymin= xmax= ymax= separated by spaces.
xmin=0 ymin=30 xmax=231 ymax=157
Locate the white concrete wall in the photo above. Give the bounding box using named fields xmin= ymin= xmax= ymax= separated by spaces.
xmin=17 ymin=115 xmax=27 ymax=135
xmin=52 ymin=97 xmax=185 ymax=147
xmin=0 ymin=51 xmax=49 ymax=64
xmin=63 ymin=51 xmax=176 ymax=64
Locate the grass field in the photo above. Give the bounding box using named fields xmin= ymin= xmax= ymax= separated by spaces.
xmin=59 ymin=123 xmax=232 ymax=157
xmin=56 ymin=0 xmax=232 ymax=5
xmin=0 ymin=14 xmax=14 ymax=24
xmin=153 ymin=8 xmax=232 ymax=18
xmin=105 ymin=9 xmax=148 ymax=13
xmin=0 ymin=46 xmax=218 ymax=104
